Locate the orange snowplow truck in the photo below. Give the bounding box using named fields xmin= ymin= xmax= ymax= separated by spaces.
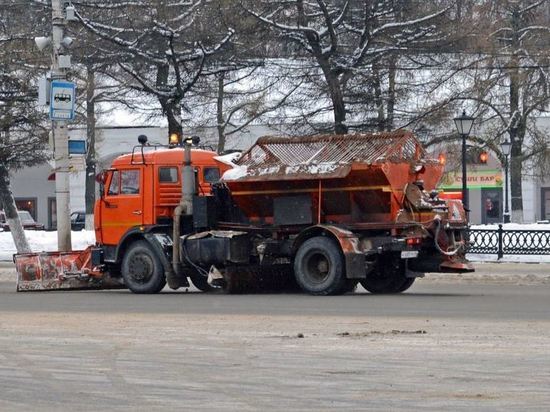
xmin=15 ymin=131 xmax=473 ymax=295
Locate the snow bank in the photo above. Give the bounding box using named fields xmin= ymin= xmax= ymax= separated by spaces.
xmin=0 ymin=230 xmax=96 ymax=261
xmin=467 ymin=254 xmax=550 ymax=263
xmin=2 ymin=225 xmax=550 ymax=264
xmin=471 ymin=223 xmax=550 ymax=231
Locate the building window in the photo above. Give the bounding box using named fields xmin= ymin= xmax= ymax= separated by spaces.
xmin=48 ymin=197 xmax=56 ymax=230
xmin=541 ymin=188 xmax=550 ymax=221
xmin=15 ymin=198 xmax=37 ymax=220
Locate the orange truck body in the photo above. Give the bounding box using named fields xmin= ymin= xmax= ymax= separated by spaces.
xmin=15 ymin=131 xmax=473 ymax=294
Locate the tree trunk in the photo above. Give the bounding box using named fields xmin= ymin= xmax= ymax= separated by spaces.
xmin=85 ymin=66 xmax=96 ymax=230
xmin=0 ymin=164 xmax=31 ymax=253
xmin=372 ymin=64 xmax=385 ymax=132
xmin=386 ymin=56 xmax=397 ymax=131
xmin=509 ymin=8 xmax=523 ymax=222
xmin=157 ymin=64 xmax=183 ymax=140
xmin=510 ymin=127 xmax=524 ymax=223
xmin=216 ymin=75 xmax=226 ymax=154
xmin=158 ymin=94 xmax=183 ymax=139
xmin=321 ymin=66 xmax=347 ymax=135
xmin=164 ymin=100 xmax=183 ymax=139
xmin=329 ymin=76 xmax=347 ymax=135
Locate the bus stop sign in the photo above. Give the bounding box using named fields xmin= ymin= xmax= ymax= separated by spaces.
xmin=50 ymin=81 xmax=76 ymax=121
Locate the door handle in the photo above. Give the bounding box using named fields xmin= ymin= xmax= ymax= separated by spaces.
xmin=105 ymin=202 xmax=118 ymax=209
xmin=132 ymin=210 xmax=142 ymax=215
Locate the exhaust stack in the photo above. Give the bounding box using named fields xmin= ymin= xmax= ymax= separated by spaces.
xmin=171 ymin=137 xmax=198 ymax=288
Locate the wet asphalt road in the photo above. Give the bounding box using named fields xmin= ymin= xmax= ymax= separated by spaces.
xmin=1 ymin=262 xmax=550 ymax=411
xmin=0 ymin=262 xmax=549 ymax=321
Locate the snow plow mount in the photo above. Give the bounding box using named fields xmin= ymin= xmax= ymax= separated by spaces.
xmin=14 ymin=246 xmax=124 ymax=292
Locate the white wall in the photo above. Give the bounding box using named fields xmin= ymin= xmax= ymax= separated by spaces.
xmin=9 ymin=163 xmax=56 ymax=227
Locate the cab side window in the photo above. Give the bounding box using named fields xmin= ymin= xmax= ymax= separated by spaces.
xmin=120 ymin=170 xmax=140 ymax=194
xmin=204 ymin=167 xmax=220 ymax=184
xmin=159 ymin=167 xmax=178 ymax=183
xmin=108 ymin=171 xmax=120 ymax=195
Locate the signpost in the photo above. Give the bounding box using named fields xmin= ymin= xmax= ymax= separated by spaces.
xmin=50 ymin=80 xmax=76 ymax=121
xmin=68 ymin=140 xmax=86 ymax=155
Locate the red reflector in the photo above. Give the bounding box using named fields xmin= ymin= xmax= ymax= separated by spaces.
xmin=406 ymin=237 xmax=422 ymax=246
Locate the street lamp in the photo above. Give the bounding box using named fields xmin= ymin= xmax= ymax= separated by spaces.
xmin=453 ymin=111 xmax=475 ymax=209
xmin=500 ymin=140 xmax=512 ymax=223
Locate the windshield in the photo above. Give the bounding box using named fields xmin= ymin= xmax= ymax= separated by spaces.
xmin=18 ymin=211 xmax=34 ymax=223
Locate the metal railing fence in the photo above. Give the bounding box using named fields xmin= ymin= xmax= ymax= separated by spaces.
xmin=467 ymin=225 xmax=550 ymax=259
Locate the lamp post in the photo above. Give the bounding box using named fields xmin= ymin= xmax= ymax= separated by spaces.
xmin=453 ymin=111 xmax=475 ymax=210
xmin=500 ymin=140 xmax=512 ymax=223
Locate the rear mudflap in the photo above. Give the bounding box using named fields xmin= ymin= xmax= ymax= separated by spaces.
xmin=14 ymin=246 xmax=124 ymax=292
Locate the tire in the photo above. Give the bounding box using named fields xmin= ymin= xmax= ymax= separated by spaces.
xmin=121 ymin=240 xmax=166 ymax=294
xmin=293 ymin=237 xmax=347 ymax=296
xmin=360 ymin=256 xmax=414 ymax=294
xmin=396 ymin=277 xmax=416 ymax=293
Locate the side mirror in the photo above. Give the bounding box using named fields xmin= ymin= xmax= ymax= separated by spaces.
xmin=95 ymin=170 xmax=107 ymax=184
xmin=96 ymin=171 xmax=107 ymax=199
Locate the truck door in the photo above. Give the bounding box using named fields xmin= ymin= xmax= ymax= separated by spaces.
xmin=100 ymin=168 xmax=144 ymax=246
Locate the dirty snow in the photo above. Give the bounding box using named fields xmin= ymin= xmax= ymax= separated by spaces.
xmin=214 ymin=152 xmax=242 ymax=166
xmin=221 ymin=164 xmax=248 ymax=181
xmin=222 ymin=161 xmax=342 ymax=181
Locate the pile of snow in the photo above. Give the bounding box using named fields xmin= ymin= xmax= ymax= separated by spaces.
xmin=0 ymin=230 xmax=96 ymax=261
xmin=222 ymin=164 xmax=248 ymax=181
xmin=215 ymin=152 xmax=249 ymax=181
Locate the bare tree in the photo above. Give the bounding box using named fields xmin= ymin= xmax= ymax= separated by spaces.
xmin=243 ymin=0 xmax=452 ymax=134
xmin=187 ymin=63 xmax=302 ymax=152
xmin=0 ymin=1 xmax=50 ymax=252
xmin=74 ymin=0 xmax=234 ymax=139
xmin=408 ymin=0 xmax=550 ymax=222
xmin=0 ymin=74 xmax=49 ymax=253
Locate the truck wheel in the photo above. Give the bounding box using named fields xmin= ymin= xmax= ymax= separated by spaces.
xmin=294 ymin=237 xmax=347 ymax=295
xmin=360 ymin=257 xmax=413 ymax=294
xmin=122 ymin=240 xmax=166 ymax=294
xmin=396 ymin=277 xmax=416 ymax=293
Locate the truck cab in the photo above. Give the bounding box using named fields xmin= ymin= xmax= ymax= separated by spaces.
xmin=94 ymin=148 xmax=226 ymax=262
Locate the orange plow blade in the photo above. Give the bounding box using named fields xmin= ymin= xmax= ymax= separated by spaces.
xmin=14 ymin=246 xmax=124 ymax=292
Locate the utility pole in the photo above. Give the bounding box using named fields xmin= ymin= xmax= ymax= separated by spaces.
xmin=35 ymin=1 xmax=76 ymax=250
xmin=51 ymin=0 xmax=71 ymax=251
